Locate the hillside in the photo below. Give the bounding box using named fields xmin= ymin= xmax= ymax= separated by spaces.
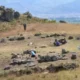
xmin=0 ymin=22 xmax=80 ymax=37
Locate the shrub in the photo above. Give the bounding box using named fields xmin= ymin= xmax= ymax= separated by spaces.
xmin=16 ymin=36 xmax=25 ymax=41
xmin=34 ymin=33 xmax=41 ymax=36
xmin=62 ymin=49 xmax=69 ymax=54
xmin=68 ymin=36 xmax=74 ymax=40
xmin=1 ymin=8 xmax=14 ymax=22
xmin=14 ymin=11 xmax=20 ymax=19
xmin=8 ymin=37 xmax=15 ymax=41
xmin=50 ymin=34 xmax=55 ymax=37
xmin=59 ymin=20 xmax=66 ymax=23
xmin=24 ymin=12 xmax=32 ymax=19
xmin=46 ymin=35 xmax=50 ymax=38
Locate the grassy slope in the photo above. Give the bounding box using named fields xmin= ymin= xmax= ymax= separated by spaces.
xmin=0 ymin=15 xmax=56 ymax=32
xmin=0 ymin=15 xmax=80 ymax=80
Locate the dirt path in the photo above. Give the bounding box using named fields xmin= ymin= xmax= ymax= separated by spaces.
xmin=0 ymin=23 xmax=80 ymax=37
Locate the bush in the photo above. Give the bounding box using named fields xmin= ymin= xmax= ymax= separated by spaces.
xmin=46 ymin=35 xmax=50 ymax=38
xmin=24 ymin=12 xmax=32 ymax=19
xmin=16 ymin=36 xmax=25 ymax=41
xmin=50 ymin=34 xmax=55 ymax=37
xmin=62 ymin=49 xmax=69 ymax=54
xmin=14 ymin=11 xmax=20 ymax=19
xmin=68 ymin=36 xmax=74 ymax=40
xmin=34 ymin=33 xmax=41 ymax=36
xmin=1 ymin=8 xmax=14 ymax=22
xmin=59 ymin=20 xmax=66 ymax=23
xmin=53 ymin=33 xmax=60 ymax=37
xmin=8 ymin=37 xmax=15 ymax=41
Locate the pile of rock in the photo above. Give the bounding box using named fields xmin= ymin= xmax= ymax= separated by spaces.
xmin=3 ymin=63 xmax=79 ymax=76
xmin=38 ymin=55 xmax=63 ymax=63
xmin=46 ymin=63 xmax=79 ymax=73
xmin=8 ymin=36 xmax=25 ymax=41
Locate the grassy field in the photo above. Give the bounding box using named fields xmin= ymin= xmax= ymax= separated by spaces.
xmin=1 ymin=69 xmax=80 ymax=80
xmin=0 ymin=22 xmax=80 ymax=80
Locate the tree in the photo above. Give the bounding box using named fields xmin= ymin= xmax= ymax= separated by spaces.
xmin=0 ymin=6 xmax=5 ymax=19
xmin=1 ymin=8 xmax=14 ymax=21
xmin=24 ymin=11 xmax=32 ymax=19
xmin=0 ymin=6 xmax=5 ymax=11
xmin=14 ymin=11 xmax=20 ymax=19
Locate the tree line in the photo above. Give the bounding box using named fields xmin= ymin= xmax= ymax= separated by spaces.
xmin=0 ymin=6 xmax=32 ymax=22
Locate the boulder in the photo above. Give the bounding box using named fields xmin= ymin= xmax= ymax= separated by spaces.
xmin=71 ymin=54 xmax=77 ymax=60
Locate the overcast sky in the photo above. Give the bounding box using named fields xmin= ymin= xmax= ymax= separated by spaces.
xmin=1 ymin=0 xmax=75 ymax=6
xmin=0 ymin=0 xmax=76 ymax=18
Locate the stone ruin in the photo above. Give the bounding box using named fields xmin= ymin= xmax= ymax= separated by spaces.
xmin=38 ymin=54 xmax=67 ymax=63
xmin=46 ymin=63 xmax=79 ymax=73
xmin=3 ymin=63 xmax=79 ymax=77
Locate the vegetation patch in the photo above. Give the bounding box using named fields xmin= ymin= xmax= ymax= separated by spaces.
xmin=34 ymin=33 xmax=41 ymax=36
